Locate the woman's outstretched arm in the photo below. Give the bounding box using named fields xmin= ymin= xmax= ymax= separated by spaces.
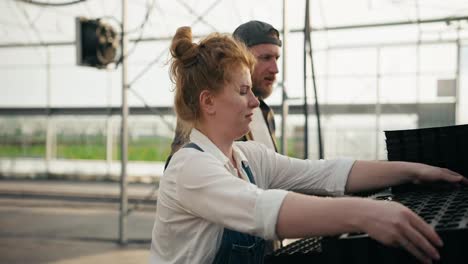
xmin=276 ymin=192 xmax=442 ymax=264
xmin=345 ymin=161 xmax=467 ymax=193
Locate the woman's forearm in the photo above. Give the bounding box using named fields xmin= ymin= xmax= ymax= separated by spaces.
xmin=344 ymin=160 xmax=417 ymax=193
xmin=276 ymin=192 xmax=370 ymax=238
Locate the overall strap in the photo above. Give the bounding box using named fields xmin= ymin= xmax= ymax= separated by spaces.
xmin=241 ymin=161 xmax=256 ymax=184
xmin=183 ymin=142 xmax=204 ymax=152
xmin=164 ymin=142 xmax=204 ymax=170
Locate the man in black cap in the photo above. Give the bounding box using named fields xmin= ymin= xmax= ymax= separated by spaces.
xmin=166 ymin=20 xmax=282 ymax=165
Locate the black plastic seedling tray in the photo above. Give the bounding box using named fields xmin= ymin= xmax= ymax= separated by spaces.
xmin=267 ymin=124 xmax=468 ymax=264
xmin=266 ymin=187 xmax=468 ymax=264
xmin=384 ymin=124 xmax=468 ymax=180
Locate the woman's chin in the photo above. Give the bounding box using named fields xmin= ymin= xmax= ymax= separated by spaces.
xmin=231 ymin=130 xmax=247 ymax=141
xmin=238 ymin=128 xmax=251 ymax=138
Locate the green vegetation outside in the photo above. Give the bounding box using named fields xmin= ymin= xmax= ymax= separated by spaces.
xmin=0 ymin=136 xmax=304 ymax=161
xmin=0 ymin=145 xmax=45 ymax=158
xmin=0 ymin=136 xmax=173 ymax=162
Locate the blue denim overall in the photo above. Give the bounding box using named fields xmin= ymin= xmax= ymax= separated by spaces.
xmin=180 ymin=143 xmax=266 ymax=264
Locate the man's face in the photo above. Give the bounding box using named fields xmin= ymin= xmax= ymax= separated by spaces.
xmin=249 ymin=43 xmax=281 ymax=99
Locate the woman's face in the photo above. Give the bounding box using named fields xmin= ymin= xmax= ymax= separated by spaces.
xmin=213 ymin=64 xmax=260 ymax=139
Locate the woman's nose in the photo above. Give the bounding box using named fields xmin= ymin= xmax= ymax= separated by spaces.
xmin=249 ymin=91 xmax=260 ymax=108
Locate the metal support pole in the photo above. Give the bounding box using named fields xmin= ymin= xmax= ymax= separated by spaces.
xmin=303 ymin=0 xmax=309 ymax=159
xmin=304 ymin=0 xmax=324 ymax=159
xmin=106 ymin=71 xmax=113 ymax=177
xmin=106 ymin=117 xmax=113 ymax=175
xmin=45 ymin=47 xmax=52 ymax=174
xmin=375 ymin=48 xmax=381 ymax=160
xmin=280 ymin=0 xmax=288 ymax=155
xmin=45 ymin=119 xmax=53 ymax=173
xmin=119 ymin=0 xmax=129 ymax=245
xmin=455 ymin=28 xmax=461 ymax=124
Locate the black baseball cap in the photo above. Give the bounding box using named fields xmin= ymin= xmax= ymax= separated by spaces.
xmin=233 ymin=20 xmax=282 ymax=47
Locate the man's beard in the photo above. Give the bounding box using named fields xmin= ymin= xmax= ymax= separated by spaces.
xmin=253 ymin=83 xmax=273 ymax=99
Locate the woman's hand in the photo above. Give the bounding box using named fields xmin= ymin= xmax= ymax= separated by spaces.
xmin=361 ymin=199 xmax=442 ymax=264
xmin=410 ymin=163 xmax=468 ymax=185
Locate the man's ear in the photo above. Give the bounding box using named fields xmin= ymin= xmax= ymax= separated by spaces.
xmin=199 ymin=90 xmax=216 ymax=115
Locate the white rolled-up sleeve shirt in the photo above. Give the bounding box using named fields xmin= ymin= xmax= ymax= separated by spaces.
xmin=149 ymin=129 xmax=355 ymax=264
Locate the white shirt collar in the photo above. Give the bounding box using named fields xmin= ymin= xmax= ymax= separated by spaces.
xmin=189 ymin=128 xmax=230 ymax=166
xmin=189 ymin=128 xmax=250 ymax=170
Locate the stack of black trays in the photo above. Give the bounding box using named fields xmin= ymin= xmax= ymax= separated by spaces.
xmin=266 ymin=124 xmax=468 ymax=264
xmin=385 ymin=124 xmax=468 ymax=185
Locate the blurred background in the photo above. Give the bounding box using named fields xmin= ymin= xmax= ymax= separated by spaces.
xmin=0 ymin=0 xmax=468 ymax=263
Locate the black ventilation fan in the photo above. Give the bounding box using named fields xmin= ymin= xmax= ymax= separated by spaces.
xmin=76 ymin=17 xmax=119 ymax=69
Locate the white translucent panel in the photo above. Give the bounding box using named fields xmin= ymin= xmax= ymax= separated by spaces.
xmin=380 ymin=46 xmax=417 ymax=74
xmin=280 ymin=34 xmax=305 ymax=101
xmin=50 ymin=67 xmax=116 ymax=107
xmin=312 ymin=1 xmax=411 ymax=27
xmin=323 ymin=26 xmax=420 ymax=46
xmin=126 ymin=41 xmax=170 ymax=65
xmin=322 ymin=77 xmax=377 ymax=103
xmin=419 ymin=44 xmax=457 ymax=73
xmin=1 ymin=68 xmax=47 ymax=107
xmin=313 ymin=50 xmax=330 ymax=77
xmin=313 ymin=114 xmax=417 ymax=160
xmin=127 ymin=65 xmax=173 ymax=107
xmin=379 ymin=76 xmax=418 ymax=103
xmin=49 ymin=46 xmax=76 ymax=65
xmin=326 ymin=48 xmax=377 ymax=75
xmin=323 ymin=114 xmax=402 ymax=159
xmin=277 ymin=112 xmax=418 ymax=160
xmin=0 ymin=48 xmax=47 ymax=66
xmin=462 ymin=46 xmax=468 ymax=71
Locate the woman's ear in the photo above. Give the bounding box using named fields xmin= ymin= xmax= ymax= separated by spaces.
xmin=199 ymin=90 xmax=216 ymax=115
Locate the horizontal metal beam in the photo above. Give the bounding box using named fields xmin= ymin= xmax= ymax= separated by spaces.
xmin=295 ymin=16 xmax=468 ymax=33
xmin=0 ymin=34 xmax=208 ymax=48
xmin=0 ymin=103 xmax=455 ymax=116
xmin=272 ymin=102 xmax=455 ymax=115
xmin=317 ymin=39 xmax=458 ymax=51
xmin=2 ymin=16 xmax=467 ymax=49
xmin=0 ymin=107 xmax=174 ymax=116
xmin=0 ymin=41 xmax=75 ymax=48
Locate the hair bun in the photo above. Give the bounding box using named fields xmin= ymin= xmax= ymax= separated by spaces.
xmin=170 ymin=27 xmax=198 ymax=63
